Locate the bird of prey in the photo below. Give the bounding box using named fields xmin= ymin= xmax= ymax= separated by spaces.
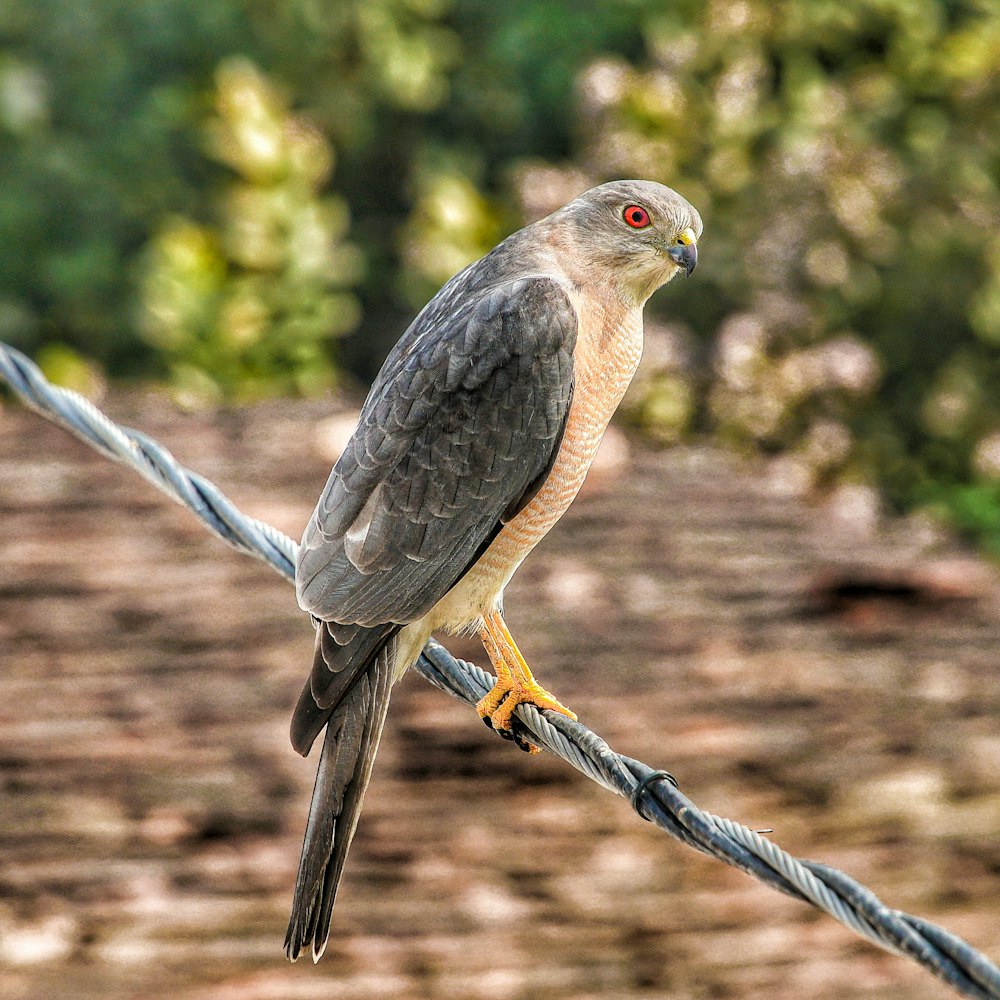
xmin=285 ymin=179 xmax=701 ymax=961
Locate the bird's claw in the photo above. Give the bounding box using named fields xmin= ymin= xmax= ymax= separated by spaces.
xmin=483 ymin=713 xmax=540 ymax=753
xmin=482 ymin=712 xmax=537 ymax=752
xmin=476 ymin=679 xmax=577 ymax=754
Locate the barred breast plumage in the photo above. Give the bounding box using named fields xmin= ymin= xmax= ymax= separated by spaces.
xmin=422 ymin=290 xmax=644 ymax=636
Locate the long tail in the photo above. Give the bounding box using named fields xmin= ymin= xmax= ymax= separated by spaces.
xmin=284 ymin=637 xmax=396 ymax=962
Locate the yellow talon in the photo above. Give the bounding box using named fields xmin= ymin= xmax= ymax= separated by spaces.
xmin=476 ymin=610 xmax=577 ymax=752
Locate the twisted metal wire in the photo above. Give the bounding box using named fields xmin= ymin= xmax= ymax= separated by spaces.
xmin=3 ymin=341 xmax=998 ymax=999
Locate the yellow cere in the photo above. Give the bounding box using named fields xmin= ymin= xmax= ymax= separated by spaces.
xmin=677 ymin=227 xmax=697 ymax=246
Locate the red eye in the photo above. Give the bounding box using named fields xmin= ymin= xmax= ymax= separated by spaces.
xmin=623 ymin=205 xmax=651 ymax=228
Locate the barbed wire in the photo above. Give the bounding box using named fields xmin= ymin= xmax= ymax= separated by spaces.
xmin=3 ymin=340 xmax=999 ymax=999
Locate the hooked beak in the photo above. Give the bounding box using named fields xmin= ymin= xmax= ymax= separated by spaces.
xmin=667 ymin=227 xmax=698 ymax=276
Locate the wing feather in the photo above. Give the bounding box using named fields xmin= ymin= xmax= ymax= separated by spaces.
xmin=295 ymin=275 xmax=578 ymax=630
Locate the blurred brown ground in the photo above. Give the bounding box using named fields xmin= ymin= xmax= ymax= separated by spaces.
xmin=1 ymin=391 xmax=999 ymax=1000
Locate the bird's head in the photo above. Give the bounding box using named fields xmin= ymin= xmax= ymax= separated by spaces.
xmin=551 ymin=179 xmax=702 ymax=303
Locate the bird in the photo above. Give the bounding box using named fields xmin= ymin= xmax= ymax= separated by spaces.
xmin=284 ymin=179 xmax=701 ymax=961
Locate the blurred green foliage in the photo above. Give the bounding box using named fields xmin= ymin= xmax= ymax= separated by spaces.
xmin=581 ymin=0 xmax=1000 ymax=545
xmin=3 ymin=0 xmax=1000 ymax=544
xmin=139 ymin=59 xmax=362 ymax=402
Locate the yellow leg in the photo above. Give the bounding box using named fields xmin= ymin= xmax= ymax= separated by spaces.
xmin=475 ymin=610 xmax=577 ymax=749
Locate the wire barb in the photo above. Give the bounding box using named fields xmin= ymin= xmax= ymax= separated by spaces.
xmin=3 ymin=340 xmax=999 ymax=1000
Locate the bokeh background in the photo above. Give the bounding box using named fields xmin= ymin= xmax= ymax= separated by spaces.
xmin=4 ymin=0 xmax=1000 ymax=542
xmin=3 ymin=1 xmax=1000 ymax=997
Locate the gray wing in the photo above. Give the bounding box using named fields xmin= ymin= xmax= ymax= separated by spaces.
xmin=296 ymin=274 xmax=578 ymax=634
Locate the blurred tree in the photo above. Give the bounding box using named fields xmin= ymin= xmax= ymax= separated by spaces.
xmin=139 ymin=59 xmax=362 ymax=403
xmin=537 ymin=0 xmax=1000 ymax=546
xmin=0 ymin=0 xmax=647 ymax=384
xmin=4 ymin=0 xmax=1000 ymax=546
xmin=0 ymin=0 xmax=248 ymax=369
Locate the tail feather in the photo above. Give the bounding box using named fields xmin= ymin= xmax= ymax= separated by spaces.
xmin=284 ymin=637 xmax=396 ymax=962
xmin=290 ymin=621 xmax=398 ymax=757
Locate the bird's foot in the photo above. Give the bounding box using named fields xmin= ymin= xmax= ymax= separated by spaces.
xmin=476 ymin=678 xmax=577 ymax=753
xmin=477 ymin=609 xmax=577 ymax=753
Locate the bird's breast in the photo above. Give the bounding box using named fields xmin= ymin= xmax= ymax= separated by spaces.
xmin=427 ymin=292 xmax=644 ymax=633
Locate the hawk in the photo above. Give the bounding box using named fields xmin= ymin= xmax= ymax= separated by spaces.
xmin=285 ymin=179 xmax=701 ymax=960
